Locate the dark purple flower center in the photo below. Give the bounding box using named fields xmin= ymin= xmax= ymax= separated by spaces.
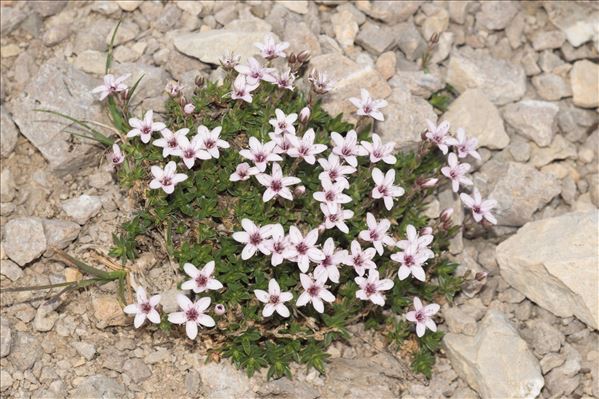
xmin=415 ymin=310 xmax=425 ymax=322
xmin=141 ymin=302 xmax=152 ymax=314
xmin=184 ymin=149 xmax=195 ymax=159
xmin=308 ymin=285 xmax=320 ymax=297
xmin=273 ymin=241 xmax=285 ymax=253
xmin=328 ymin=214 xmax=338 ymax=222
xmin=322 ymin=255 xmax=332 ymax=267
xmin=365 ymin=283 xmax=377 ymax=296
xmin=404 ymin=255 xmax=414 ymax=267
xmin=373 ymin=150 xmax=382 ymax=158
xmin=249 ymin=232 xmax=262 ymax=246
xmin=271 ymin=180 xmax=282 ymax=192
xmin=341 ymin=146 xmax=352 ymax=156
xmin=299 ymin=146 xmax=309 ymax=156
xmin=296 ymin=242 xmax=308 ymax=255
xmin=377 ymin=186 xmax=388 ymax=195
xmin=325 ymin=191 xmax=335 ymax=202
xmin=141 ymin=126 xmax=152 ymax=135
xmin=353 ymin=255 xmax=363 ymax=266
xmin=363 ymin=105 xmax=372 ymax=113
xmin=449 ymin=170 xmax=458 ymax=179
xmin=269 ymin=294 xmax=280 ymax=304
xmin=204 ymin=139 xmax=216 ymax=149
xmin=168 ymin=138 xmax=178 ymax=148
xmin=195 ymin=274 xmax=208 ymax=287
xmin=369 ymin=230 xmax=379 ymax=240
xmin=186 ymin=308 xmax=199 ymax=321
xmin=160 ymin=176 xmax=172 ymax=186
xmin=473 ymin=205 xmax=482 ymax=214
xmin=255 ymin=153 xmax=266 ymax=163
xmin=328 ymin=170 xmax=338 ymax=180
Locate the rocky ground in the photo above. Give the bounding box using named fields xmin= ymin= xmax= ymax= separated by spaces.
xmin=1 ymin=1 xmax=598 ymax=398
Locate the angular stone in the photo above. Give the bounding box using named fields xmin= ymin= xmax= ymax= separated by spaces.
xmin=105 ymin=20 xmax=139 ymax=46
xmin=73 ymin=50 xmax=107 ymax=75
xmin=531 ymin=30 xmax=566 ymax=51
xmin=503 ymin=100 xmax=559 ymax=147
xmin=544 ymin=2 xmax=599 ymax=47
xmin=356 ymin=21 xmax=395 ymax=55
xmin=0 ymin=169 xmax=15 ymax=202
xmin=62 ymin=195 xmax=102 ymax=225
xmin=123 ymin=358 xmax=152 ymax=383
xmin=0 ymin=6 xmax=26 ymax=35
xmin=522 ymin=320 xmax=564 ymax=356
xmin=4 ymin=218 xmax=47 ymax=266
xmin=8 ymin=332 xmax=41 ymax=371
xmin=530 ymin=135 xmax=577 ymax=168
xmin=446 ymin=48 xmax=526 ymax=105
xmin=72 ymin=341 xmax=97 ymax=361
xmin=0 ymin=106 xmax=18 ymax=158
xmin=41 ymin=219 xmax=81 ymax=249
xmin=476 ymin=1 xmax=519 ymax=30
xmin=308 ymin=53 xmax=391 ymax=121
xmin=71 ymin=375 xmax=126 ymax=398
xmin=421 ymin=4 xmax=449 ymax=41
xmin=0 ymin=318 xmax=11 ymax=358
xmin=111 ymin=63 xmax=169 ymax=107
xmin=444 ymin=310 xmax=544 ymax=399
xmin=390 ymin=70 xmax=444 ymax=98
xmin=375 ymin=51 xmax=396 ymax=80
xmin=116 ymin=0 xmax=142 ymax=12
xmin=284 ymin=21 xmax=321 ymax=55
xmin=570 ymin=60 xmax=599 ymax=108
xmin=442 ymin=89 xmax=509 ymax=150
xmin=92 ymin=295 xmax=128 ymax=328
xmin=395 ymin=22 xmax=427 ymax=61
xmin=355 ymin=1 xmax=422 ymax=24
xmin=276 ymin=0 xmax=308 ymax=14
xmin=331 ymin=9 xmax=359 ymax=48
xmin=497 ymin=210 xmax=598 ymax=329
xmin=0 ymin=259 xmax=24 ymax=281
xmin=449 ymin=1 xmax=469 ymax=24
xmin=198 ymin=361 xmax=253 ymax=398
xmin=531 ymin=73 xmax=572 ymax=101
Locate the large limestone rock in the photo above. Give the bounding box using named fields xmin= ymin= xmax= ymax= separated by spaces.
xmin=570 ymin=60 xmax=599 ymax=109
xmin=441 ymin=89 xmax=509 ymax=150
xmin=309 ymin=53 xmax=391 ymax=121
xmin=543 ymin=2 xmax=599 ymax=47
xmin=444 ymin=310 xmax=544 ymax=398
xmin=503 ymin=100 xmax=559 ymax=147
xmin=497 ymin=211 xmax=598 ymax=329
xmin=4 ymin=218 xmax=47 ymax=266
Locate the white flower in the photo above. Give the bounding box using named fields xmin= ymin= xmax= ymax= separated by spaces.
xmin=320 ymin=204 xmax=354 ymax=234
xmin=107 ymin=143 xmax=124 ymax=166
xmin=231 ymin=74 xmax=259 ymax=103
xmin=313 ymin=238 xmax=347 ymax=284
xmin=235 ymin=57 xmax=275 ymax=85
xmin=425 ymin=120 xmax=451 ymax=154
xmin=266 ymin=224 xmax=288 ymax=266
xmin=219 ymin=51 xmax=240 ymax=69
xmin=355 ymin=269 xmax=394 ymax=306
xmin=269 ymin=132 xmax=295 ymax=155
xmin=239 ymin=137 xmax=283 ymax=172
xmin=232 ymin=219 xmax=273 ymax=260
xmin=406 ymin=297 xmax=440 ymax=337
xmin=92 ymin=73 xmax=130 ymax=100
xmin=358 ymin=213 xmax=395 ymax=255
xmin=299 ymin=106 xmax=310 ymax=123
xmin=153 ymin=128 xmax=188 ymax=158
xmin=272 ymin=68 xmax=295 ymax=91
xmin=149 ymin=161 xmax=188 ymax=194
xmin=287 ymin=128 xmax=327 ymax=165
xmin=318 ymin=154 xmax=356 ymax=186
xmin=308 ymin=69 xmax=334 ymax=94
xmin=349 ymin=89 xmax=388 ymax=121
xmin=255 ymin=35 xmax=289 ymax=60
xmin=391 ymin=242 xmax=429 ymax=282
xmin=229 ymin=162 xmax=259 ymax=182
xmin=177 ymin=134 xmax=210 ymax=169
xmin=254 ymin=279 xmax=293 ymax=318
xmin=165 ymin=81 xmax=183 ymax=97
xmin=361 ymin=133 xmax=396 ymax=165
xmin=269 ymin=109 xmax=297 ymax=136
xmin=447 ymin=128 xmax=480 ymax=160
xmin=343 ymin=240 xmax=377 ymax=277
xmin=441 ymin=153 xmax=472 ymax=193
xmin=181 ymin=261 xmax=223 ymax=293
xmin=284 ymin=226 xmax=324 ymax=273
xmin=296 ymin=274 xmax=335 ymax=314
xmin=196 ymin=125 xmax=229 ymax=159
xmin=460 ymin=188 xmax=498 ymax=224
xmin=168 ymin=294 xmax=215 ymax=340
xmin=123 ymin=286 xmax=161 ymax=328
xmin=331 ymin=130 xmax=368 ymax=168
xmin=313 ymin=178 xmax=351 ymax=212
xmin=396 ymin=224 xmax=434 ymax=260
xmin=127 ymin=110 xmax=166 ymax=144
xmin=256 ymin=163 xmax=301 ymax=202
xmin=371 ymin=168 xmax=405 ymax=210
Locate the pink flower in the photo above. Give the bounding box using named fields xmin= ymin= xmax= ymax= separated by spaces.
xmin=331 ymin=130 xmax=367 ymax=168
xmin=107 ymin=143 xmax=124 ymax=166
xmin=239 ymin=137 xmax=282 ymax=172
xmin=127 ymin=110 xmax=166 ymax=144
xmin=235 ymin=57 xmax=275 ymax=85
xmin=229 ymin=162 xmax=259 ymax=182
xmin=181 ymin=261 xmax=223 ymax=293
xmin=165 ymin=81 xmax=183 ymax=97
xmin=272 ymin=68 xmax=295 ymax=91
xmin=231 ymin=74 xmax=259 ymax=103
xmin=441 ymin=153 xmax=472 ymax=193
xmin=256 ymin=163 xmax=301 ymax=202
xmin=358 ymin=213 xmax=395 ymax=255
xmin=361 ymin=133 xmax=396 ymax=165
xmin=168 ymin=294 xmax=215 ymax=340
xmin=343 ymin=240 xmax=377 ymax=277
xmin=176 ymin=134 xmax=210 ymax=169
xmin=420 ymin=178 xmax=438 ymax=188
xmin=219 ymin=51 xmax=241 ymax=69
xmin=269 ymin=132 xmax=295 ymax=155
xmin=287 ymin=129 xmax=327 ymax=165
xmin=405 ymin=297 xmax=440 ymax=337
xmin=232 ymin=219 xmax=273 ymax=260
xmin=391 ymin=243 xmax=429 ymax=281
xmin=349 ymin=89 xmax=388 ymax=121
xmin=371 ymin=168 xmax=405 ymax=210
xmin=92 ymin=73 xmax=130 ymax=100
xmin=153 ymin=128 xmax=188 ymax=158
xmin=255 ymin=35 xmax=289 ymax=60
xmin=447 ymin=128 xmax=480 ymax=160
xmin=460 ymin=188 xmax=498 ymax=224
xmin=269 ymin=109 xmax=297 ymax=136
xmin=254 ymin=279 xmax=293 ymax=318
xmin=299 ymin=106 xmax=310 ymax=123
xmin=313 ymin=238 xmax=347 ymax=283
xmin=313 ymin=178 xmax=351 ymax=212
xmin=318 ymin=154 xmax=356 ymax=186
xmin=183 ymin=103 xmax=195 ymax=115
xmin=396 ymin=224 xmax=434 ymax=260
xmin=149 ymin=161 xmax=188 ymax=194
xmin=321 ymin=203 xmax=353 ymax=234
xmin=214 ymin=304 xmax=226 ymax=315
xmin=308 ymin=69 xmax=334 ymax=94
xmin=284 ymin=226 xmax=324 ymax=273
xmin=425 ymin=120 xmax=451 ymax=154
xmin=266 ymin=224 xmax=288 ymax=266
xmin=296 ymin=274 xmax=335 ymax=314
xmin=123 ymin=286 xmax=161 ymax=328
xmin=355 ymin=269 xmax=394 ymax=306
xmin=196 ymin=125 xmax=229 ymax=159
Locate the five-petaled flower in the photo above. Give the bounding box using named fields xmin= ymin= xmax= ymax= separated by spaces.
xmin=343 ymin=240 xmax=377 ymax=276
xmin=287 ymin=129 xmax=327 ymax=165
xmin=123 ymin=286 xmax=161 ymax=328
xmin=255 ymin=35 xmax=289 ymax=60
xmin=331 ymin=130 xmax=367 ymax=168
xmin=318 ymin=154 xmax=356 ymax=186
xmin=235 ymin=57 xmax=275 ymax=85
xmin=391 ymin=242 xmax=429 ymax=281
xmin=396 ymin=224 xmax=434 ymax=261
xmin=232 ymin=219 xmax=273 ymax=260
xmin=149 ymin=161 xmax=188 ymax=194
xmin=231 ymin=74 xmax=259 ymax=103
xmin=239 ymin=137 xmax=282 ymax=172
xmin=358 ymin=213 xmax=395 ymax=255
xmin=256 ymin=163 xmax=301 ymax=202
xmin=355 ymin=269 xmax=394 ymax=306
xmin=447 ymin=127 xmax=480 ymax=160
xmin=254 ymin=279 xmax=293 ymax=318
xmin=269 ymin=109 xmax=297 ymax=136
xmin=168 ymin=294 xmax=215 ymax=340
xmin=181 ymin=261 xmax=223 ymax=293
xmin=313 ymin=178 xmax=351 ymax=212
xmin=285 ymin=226 xmax=324 ymax=273
xmin=92 ymin=73 xmax=130 ymax=100
xmin=272 ymin=68 xmax=296 ymax=91
xmin=371 ymin=168 xmax=405 ymax=210
xmin=176 ymin=134 xmax=210 ymax=169
xmin=361 ymin=133 xmax=396 ymax=165
xmin=405 ymin=296 xmax=440 ymax=337
xmin=127 ymin=110 xmax=166 ymax=144
xmin=267 ymin=224 xmax=289 ymax=266
xmin=308 ymin=69 xmax=334 ymax=94
xmin=425 ymin=120 xmax=451 ymax=154
xmin=320 ymin=204 xmax=354 ymax=234
xmin=229 ymin=162 xmax=259 ymax=182
xmin=313 ymin=238 xmax=347 ymax=284
xmin=460 ymin=188 xmax=498 ymax=224
xmin=349 ymin=89 xmax=388 ymax=121
xmin=153 ymin=128 xmax=188 ymax=158
xmin=441 ymin=153 xmax=472 ymax=193
xmin=107 ymin=143 xmax=124 ymax=167
xmin=219 ymin=51 xmax=240 ymax=70
xmin=196 ymin=125 xmax=229 ymax=159
xmin=296 ymin=273 xmax=335 ymax=313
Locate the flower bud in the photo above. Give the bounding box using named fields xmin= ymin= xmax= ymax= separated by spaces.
xmin=183 ymin=103 xmax=195 ymax=115
xmin=440 ymin=208 xmax=454 ymax=223
xmin=294 ymin=185 xmax=306 ymax=197
xmin=420 ymin=226 xmax=433 ymax=236
xmin=297 ymin=50 xmax=311 ymax=63
xmin=288 ymin=53 xmax=297 ymax=64
xmin=179 ymin=96 xmax=187 ymax=107
xmin=318 ymin=223 xmax=326 ymax=233
xmin=299 ymin=106 xmax=310 ymax=123
xmin=195 ymin=75 xmax=205 ymax=87
xmin=214 ymin=304 xmax=226 ymax=316
xmin=420 ymin=178 xmax=438 ymax=188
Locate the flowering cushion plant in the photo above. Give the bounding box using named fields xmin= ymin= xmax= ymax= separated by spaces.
xmin=53 ymin=30 xmax=498 ymax=380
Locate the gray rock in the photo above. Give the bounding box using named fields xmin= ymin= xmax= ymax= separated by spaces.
xmin=72 ymin=341 xmax=97 ymax=361
xmin=104 ymin=20 xmax=139 ymax=46
xmin=538 ymin=51 xmax=565 ymax=73
xmin=355 ymin=0 xmax=422 ymax=23
xmin=448 ymin=1 xmax=469 ymax=24
xmin=33 ymin=302 xmax=59 ymax=332
xmin=503 ymin=100 xmax=559 ymax=147
xmin=557 ymin=102 xmax=598 ymax=143
xmin=71 ymin=375 xmax=125 ymax=398
xmin=476 ymin=1 xmax=519 ymax=30
xmin=42 ymin=24 xmax=71 ymax=47
xmin=160 ymin=288 xmax=183 ymax=313
xmin=111 ymin=63 xmax=169 ymax=107
xmin=443 ymin=306 xmax=478 ymax=336
xmin=444 ymin=310 xmax=544 ymax=399
xmin=256 ymin=377 xmax=319 ymax=399
xmin=0 ymin=106 xmax=19 ymax=158
xmin=508 ymin=136 xmax=531 ymax=162
xmin=4 ymin=217 xmax=47 ymax=266
xmin=0 ymin=169 xmax=15 ymax=202
xmin=276 ymin=0 xmax=308 ymax=14
xmin=31 ymin=0 xmax=67 ymax=17
xmin=73 ymin=50 xmax=108 ymax=75
xmin=522 ymin=320 xmax=565 ymax=356
xmin=8 ymin=332 xmax=41 ymax=371
xmin=442 ymin=89 xmax=509 ymax=150
xmin=198 ymin=361 xmax=253 ymax=399
xmin=123 ymin=358 xmax=152 ymax=383
xmin=497 ymin=211 xmax=598 ymax=329
xmin=153 ymin=3 xmax=181 ymax=32
xmin=544 ymin=2 xmax=599 ymax=47
xmin=570 ymin=60 xmax=599 ymax=109
xmin=331 ymin=9 xmax=359 ymax=48
xmin=446 ymin=48 xmax=526 ymax=105
xmin=544 ymin=344 xmax=581 ymax=396
xmin=185 ymin=370 xmax=201 ymax=396
xmin=1 ymin=259 xmax=24 ymax=281
xmin=395 ymin=21 xmax=427 ymax=61
xmin=116 ymin=0 xmax=142 ymax=11
xmin=41 ymin=219 xmax=81 ymax=249
xmin=540 ymin=352 xmax=566 ymax=374
xmin=390 ymin=69 xmax=444 ymax=98
xmin=0 ymin=6 xmax=26 ymax=35
xmin=284 ymin=21 xmax=321 ymax=55
xmin=421 ymin=4 xmax=449 ymax=41
xmin=531 ymin=73 xmax=572 ymax=101
xmin=61 ymin=195 xmax=102 ymax=225
xmin=531 ymin=30 xmax=566 ymax=51
xmin=0 ymin=318 xmax=11 ymax=358
xmin=529 ymin=135 xmax=577 ymax=168
xmin=356 ymin=21 xmax=395 ymax=55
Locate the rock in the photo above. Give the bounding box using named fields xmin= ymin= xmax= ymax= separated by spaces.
xmin=540 ymin=352 xmax=566 ymax=374
xmin=503 ymin=100 xmax=559 ymax=147
xmin=92 ymin=295 xmax=128 ymax=328
xmin=0 ymin=369 xmax=12 ymax=391
xmin=174 ymin=29 xmax=276 ymax=65
xmin=175 ymin=1 xmax=203 ymax=15
xmin=1 ymin=259 xmax=24 ymax=281
xmin=570 ymin=60 xmax=599 ymax=108
xmin=144 ymin=348 xmax=170 ymax=364
xmin=356 ymin=0 xmax=422 ymax=24
xmin=123 ymin=358 xmax=152 ymax=383
xmin=73 ymin=50 xmax=107 ymax=75
xmin=375 ymin=51 xmax=396 ymax=80
xmin=448 ymin=1 xmax=469 ymax=24
xmin=185 ymin=370 xmax=201 ymax=395
xmin=529 ymin=135 xmax=577 ymax=168
xmin=0 ymin=169 xmax=15 ymax=202
xmin=444 ymin=310 xmax=544 ymax=399
xmin=0 ymin=318 xmax=11 ymax=358
xmin=111 ymin=63 xmax=169 ymax=106
xmin=8 ymin=332 xmax=41 ymax=371
xmin=116 ymin=0 xmax=142 ymax=11
xmin=538 ymin=51 xmax=566 ymax=73
xmin=497 ymin=211 xmax=598 ymax=329
xmin=0 ymin=6 xmax=26 ymax=35
xmin=160 ymin=288 xmax=182 ymax=313
xmin=443 ymin=306 xmax=478 ymax=336
xmin=105 ymin=20 xmax=139 ymax=46
xmin=72 ymin=341 xmax=97 ymax=361
xmin=446 ymin=48 xmax=526 ymax=105
xmin=395 ymin=22 xmax=427 ymax=61
xmin=441 ymin=89 xmax=509 ymax=150
xmin=522 ymin=320 xmax=565 ymax=356
xmin=543 ymin=2 xmax=599 ymax=47
xmin=198 ymin=361 xmax=253 ymax=398
xmin=544 ymin=345 xmax=582 ymax=396
xmin=356 ymin=21 xmax=395 ymax=55
xmin=61 ymin=195 xmax=102 ymax=225
xmin=41 ymin=219 xmax=81 ymax=250
xmin=33 ymin=302 xmax=59 ymax=332
xmin=421 ymin=4 xmax=449 ymax=41
xmin=0 ymin=107 xmax=18 ymax=158
xmin=390 ymin=69 xmax=444 ymax=98
xmin=531 ymin=30 xmax=566 ymax=51
xmin=30 ymin=1 xmax=67 ymax=17
xmin=477 ymin=161 xmax=561 ymax=226
xmin=557 ymin=102 xmax=598 ymax=143
xmin=476 ymin=1 xmax=519 ymax=30
xmin=276 ymin=0 xmax=308 ymax=14
xmin=308 ymin=53 xmax=391 ymax=121
xmin=154 ymin=3 xmax=182 ymax=33
xmin=42 ymin=23 xmax=71 ymax=47
xmin=71 ymin=375 xmax=126 ymax=398
xmin=331 ymin=9 xmax=359 ymax=48
xmin=9 ymin=58 xmax=106 ymax=174
xmin=430 ymin=31 xmax=454 ymax=64
xmin=531 ymin=73 xmax=572 ymax=101
xmin=4 ymin=217 xmax=47 ymax=266
xmin=257 ymin=377 xmax=319 ymax=399
xmin=284 ymin=21 xmax=321 ymax=55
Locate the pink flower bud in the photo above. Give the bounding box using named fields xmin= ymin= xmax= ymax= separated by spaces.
xmin=420 ymin=226 xmax=433 ymax=236
xmin=440 ymin=208 xmax=454 ymax=223
xmin=214 ymin=304 xmax=226 ymax=316
xmin=421 ymin=178 xmax=438 ymax=188
xmin=299 ymin=106 xmax=310 ymax=123
xmin=183 ymin=103 xmax=195 ymax=115
xmin=294 ymin=185 xmax=306 ymax=197
xmin=318 ymin=223 xmax=326 ymax=233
